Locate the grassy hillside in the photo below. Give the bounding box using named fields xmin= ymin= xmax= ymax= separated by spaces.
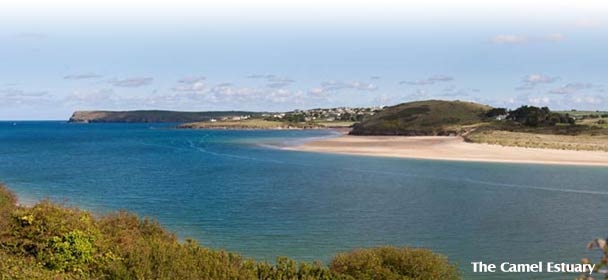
xmin=68 ymin=110 xmax=263 ymax=123
xmin=0 ymin=184 xmax=460 ymax=280
xmin=350 ymin=100 xmax=491 ymax=136
xmin=177 ymin=119 xmax=322 ymax=130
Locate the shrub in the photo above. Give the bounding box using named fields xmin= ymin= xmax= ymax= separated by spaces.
xmin=506 ymin=106 xmax=574 ymax=126
xmin=41 ymin=230 xmax=96 ymax=272
xmin=0 ymin=251 xmax=78 ymax=280
xmin=0 ymin=183 xmax=16 ymax=209
xmin=0 ymin=183 xmax=17 ymax=230
xmin=255 ymin=257 xmax=336 ymax=280
xmin=330 ymin=246 xmax=460 ymax=280
xmin=484 ymin=108 xmax=507 ymax=118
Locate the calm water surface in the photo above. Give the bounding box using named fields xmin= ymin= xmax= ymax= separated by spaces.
xmin=1 ymin=121 xmax=607 ymax=279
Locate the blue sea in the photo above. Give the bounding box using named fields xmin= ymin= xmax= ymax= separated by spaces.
xmin=1 ymin=121 xmax=607 ymax=279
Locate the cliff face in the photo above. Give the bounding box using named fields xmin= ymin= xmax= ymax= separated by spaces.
xmin=68 ymin=110 xmax=260 ymax=123
xmin=69 ymin=111 xmax=113 ymax=123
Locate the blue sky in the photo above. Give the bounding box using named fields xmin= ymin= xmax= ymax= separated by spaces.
xmin=0 ymin=0 xmax=607 ymax=119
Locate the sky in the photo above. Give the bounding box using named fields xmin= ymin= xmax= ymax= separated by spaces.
xmin=0 ymin=0 xmax=607 ymax=120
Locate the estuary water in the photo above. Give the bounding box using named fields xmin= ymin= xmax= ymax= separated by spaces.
xmin=1 ymin=121 xmax=607 ymax=279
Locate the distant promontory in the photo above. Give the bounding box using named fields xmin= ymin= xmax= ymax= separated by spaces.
xmin=68 ymin=110 xmax=262 ymax=123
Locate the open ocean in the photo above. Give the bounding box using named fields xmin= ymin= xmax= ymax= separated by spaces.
xmin=1 ymin=121 xmax=607 ymax=279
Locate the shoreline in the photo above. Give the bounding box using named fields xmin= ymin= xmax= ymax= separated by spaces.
xmin=285 ymin=135 xmax=608 ymax=167
xmin=176 ymin=122 xmax=353 ymax=131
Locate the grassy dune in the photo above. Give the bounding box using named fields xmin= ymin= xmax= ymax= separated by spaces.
xmin=465 ymin=124 xmax=608 ymax=152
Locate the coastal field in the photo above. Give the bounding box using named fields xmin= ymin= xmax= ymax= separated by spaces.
xmin=314 ymin=121 xmax=356 ymax=128
xmin=290 ymin=135 xmax=608 ymax=166
xmin=177 ymin=119 xmax=307 ymax=130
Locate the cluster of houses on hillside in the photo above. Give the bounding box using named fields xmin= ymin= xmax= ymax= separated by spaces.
xmin=209 ymin=115 xmax=251 ymax=122
xmin=206 ymin=106 xmax=385 ymax=123
xmin=264 ymin=106 xmax=385 ymax=122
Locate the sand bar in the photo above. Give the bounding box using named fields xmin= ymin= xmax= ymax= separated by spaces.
xmin=287 ymin=135 xmax=608 ymax=166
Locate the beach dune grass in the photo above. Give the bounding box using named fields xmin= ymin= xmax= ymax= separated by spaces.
xmin=465 ymin=123 xmax=608 ymax=152
xmin=0 ymin=184 xmax=460 ymax=280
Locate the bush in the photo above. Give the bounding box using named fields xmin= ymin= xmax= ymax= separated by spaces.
xmin=0 ymin=251 xmax=77 ymax=280
xmin=506 ymin=106 xmax=574 ymax=126
xmin=41 ymin=230 xmax=96 ymax=272
xmin=0 ymin=184 xmax=16 ymax=209
xmin=0 ymin=185 xmax=461 ymax=280
xmin=0 ymin=183 xmax=17 ymax=230
xmin=330 ymin=246 xmax=460 ymax=280
xmin=484 ymin=108 xmax=507 ymax=118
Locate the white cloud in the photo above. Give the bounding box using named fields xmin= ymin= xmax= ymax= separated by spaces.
xmin=491 ymin=35 xmax=527 ymax=44
xmin=0 ymin=88 xmax=48 ymax=97
xmin=172 ymin=76 xmax=206 ymax=92
xmin=491 ymin=34 xmax=566 ymax=44
xmin=247 ymin=74 xmax=295 ymax=88
xmin=177 ymin=76 xmax=206 ymax=84
xmin=63 ymin=73 xmax=103 ymax=80
xmin=170 ymin=83 xmax=319 ymax=107
xmin=399 ymin=75 xmax=454 ymax=85
xmin=247 ymin=74 xmax=274 ymax=79
xmin=0 ymin=88 xmax=52 ymax=107
xmin=527 ymin=96 xmax=552 ymax=106
xmin=543 ymin=33 xmax=565 ymax=42
xmin=316 ymin=80 xmax=378 ymax=92
xmin=516 ymin=74 xmax=559 ymax=90
xmin=109 ymin=77 xmax=154 ymax=87
xmin=571 ymin=95 xmax=604 ymax=105
xmin=494 ymin=91 xmax=608 ymax=111
xmin=525 ymin=74 xmax=558 ymax=84
xmin=372 ymin=94 xmax=396 ymax=105
xmin=266 ymin=76 xmax=295 ymax=88
xmin=549 ymin=83 xmax=594 ymax=95
xmin=173 ymin=81 xmax=205 ymax=92
xmin=308 ymin=87 xmax=326 ymax=96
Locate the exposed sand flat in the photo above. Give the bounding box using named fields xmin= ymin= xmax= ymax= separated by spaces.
xmin=287 ymin=135 xmax=608 ymax=166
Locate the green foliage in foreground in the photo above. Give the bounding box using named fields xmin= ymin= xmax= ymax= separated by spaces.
xmin=0 ymin=184 xmax=460 ymax=280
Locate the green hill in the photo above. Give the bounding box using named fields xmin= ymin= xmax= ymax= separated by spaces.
xmin=68 ymin=110 xmax=264 ymax=123
xmin=350 ymin=100 xmax=492 ymax=136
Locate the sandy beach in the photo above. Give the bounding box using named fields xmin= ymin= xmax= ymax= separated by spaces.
xmin=288 ymin=135 xmax=608 ymax=166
